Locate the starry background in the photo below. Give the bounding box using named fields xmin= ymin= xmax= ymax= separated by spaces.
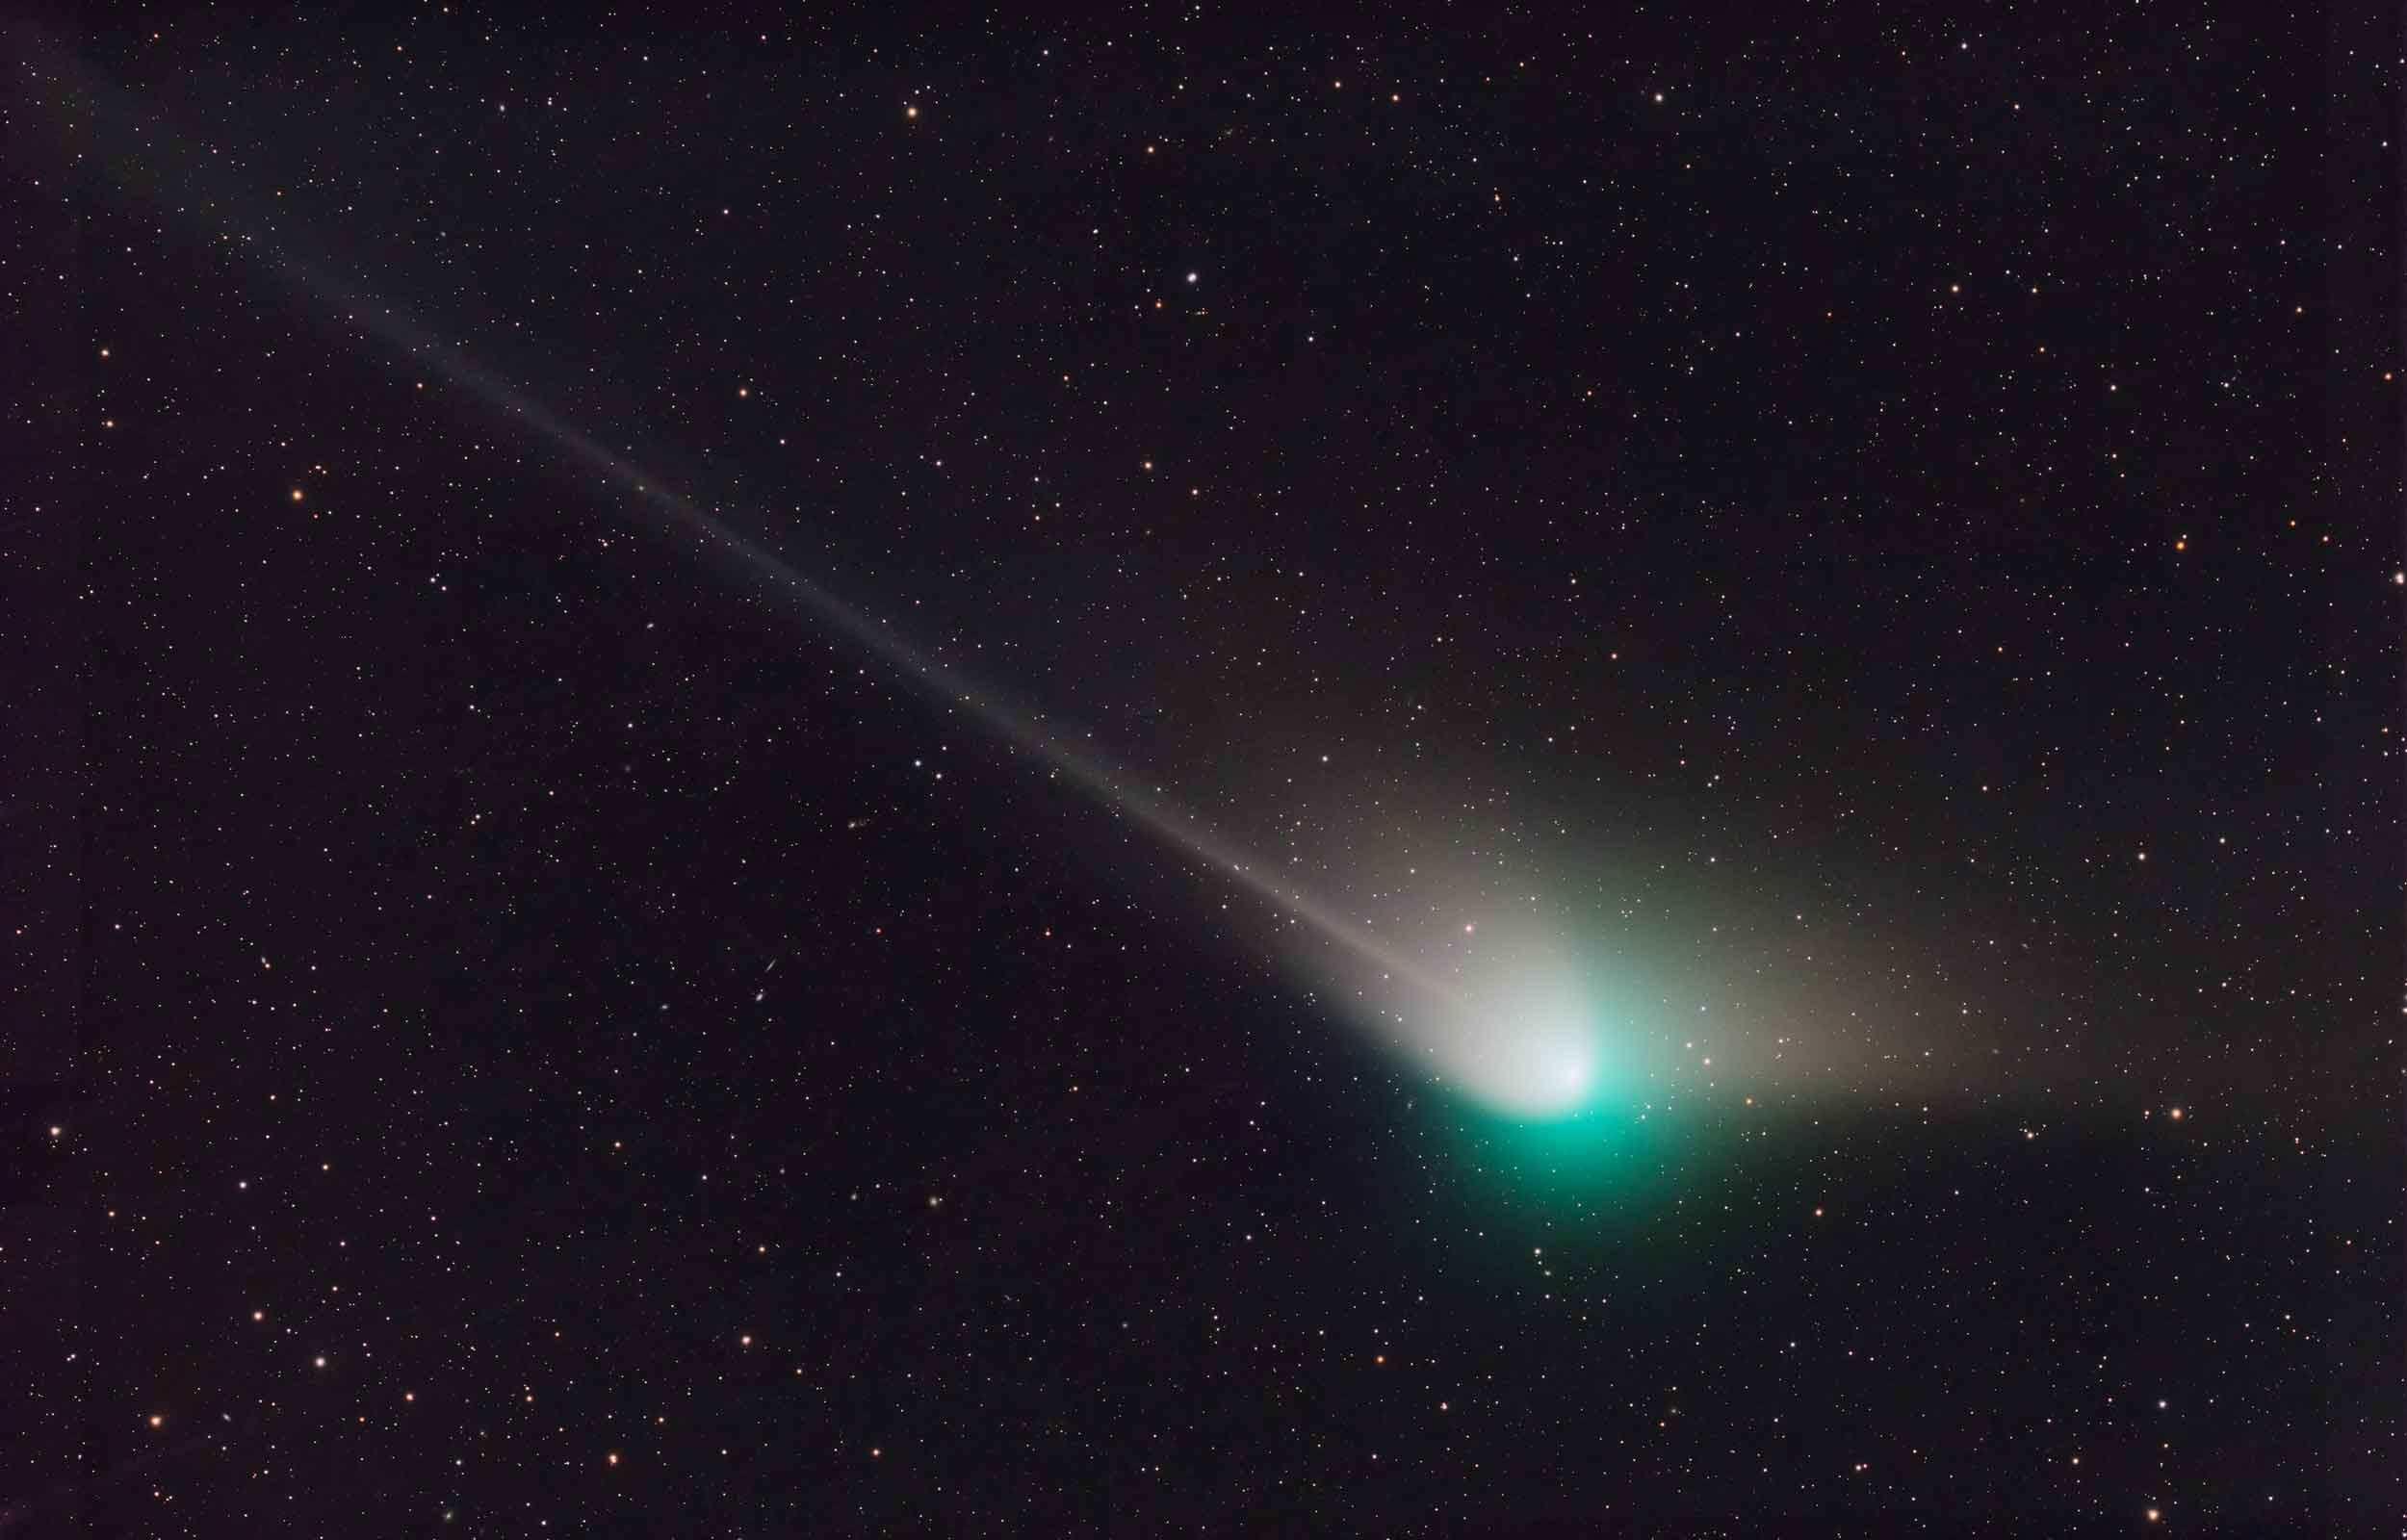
xmin=9 ymin=2 xmax=2403 ymax=1534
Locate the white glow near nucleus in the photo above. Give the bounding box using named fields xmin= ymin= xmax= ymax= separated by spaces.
xmin=1434 ymin=965 xmax=1603 ymax=1116
xmin=1341 ymin=918 xmax=1606 ymax=1117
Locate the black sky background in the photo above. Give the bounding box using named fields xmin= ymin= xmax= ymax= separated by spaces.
xmin=8 ymin=2 xmax=2402 ymax=1534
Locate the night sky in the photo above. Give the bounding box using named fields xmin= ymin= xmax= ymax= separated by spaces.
xmin=11 ymin=4 xmax=2403 ymax=1534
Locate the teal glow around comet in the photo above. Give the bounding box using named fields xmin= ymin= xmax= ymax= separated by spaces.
xmin=1367 ymin=937 xmax=1711 ymax=1204
xmin=1438 ymin=1089 xmax=1693 ymax=1201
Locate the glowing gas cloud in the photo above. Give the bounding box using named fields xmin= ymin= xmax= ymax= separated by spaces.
xmin=33 ymin=50 xmax=1607 ymax=1116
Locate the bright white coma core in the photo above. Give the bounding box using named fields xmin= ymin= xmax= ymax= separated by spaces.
xmin=1412 ymin=961 xmax=1603 ymax=1118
